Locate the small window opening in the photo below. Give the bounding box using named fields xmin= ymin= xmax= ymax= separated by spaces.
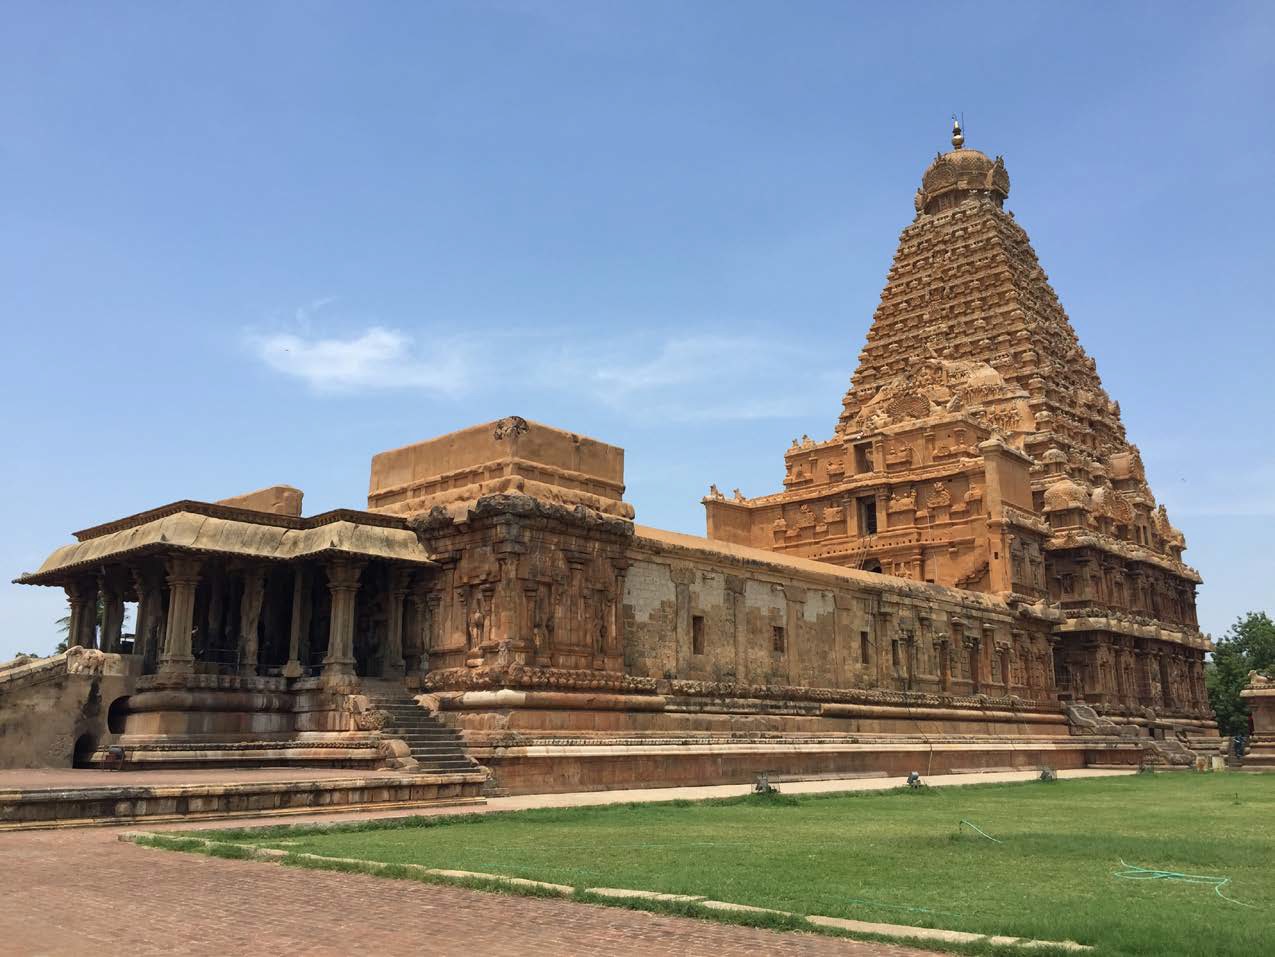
xmin=858 ymin=497 xmax=878 ymax=535
xmin=860 ymin=631 xmax=871 ymax=664
xmin=891 ymin=639 xmax=901 ymax=668
xmin=853 ymin=442 xmax=873 ymax=474
xmin=772 ymin=625 xmax=786 ymax=654
xmin=691 ymin=615 xmax=705 ymax=655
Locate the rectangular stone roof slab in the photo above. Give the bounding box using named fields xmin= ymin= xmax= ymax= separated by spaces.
xmin=215 ymin=485 xmax=303 ymax=517
xmin=367 ymin=416 xmax=634 ymax=521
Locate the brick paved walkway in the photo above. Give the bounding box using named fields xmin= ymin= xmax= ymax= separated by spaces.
xmin=4 ymin=771 xmax=1135 ymax=955
xmin=2 ymin=827 xmax=937 ymax=957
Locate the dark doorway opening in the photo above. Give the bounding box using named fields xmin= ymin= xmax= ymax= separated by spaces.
xmin=107 ymin=697 xmax=130 ymax=734
xmin=72 ymin=733 xmax=97 ymax=768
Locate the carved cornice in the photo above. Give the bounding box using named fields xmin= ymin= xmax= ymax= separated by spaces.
xmin=412 ymin=492 xmax=636 ymax=541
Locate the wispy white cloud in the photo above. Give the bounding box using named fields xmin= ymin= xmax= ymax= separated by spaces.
xmin=247 ymin=305 xmax=840 ymax=423
xmin=249 ymin=325 xmax=469 ymax=395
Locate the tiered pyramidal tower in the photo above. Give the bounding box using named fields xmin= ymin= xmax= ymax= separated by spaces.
xmin=704 ymin=121 xmax=1205 ymax=712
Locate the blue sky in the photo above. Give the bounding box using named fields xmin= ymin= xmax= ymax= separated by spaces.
xmin=2 ymin=2 xmax=1272 ymax=659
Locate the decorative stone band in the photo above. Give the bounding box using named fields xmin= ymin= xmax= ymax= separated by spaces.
xmin=423 ymin=665 xmax=1064 ymax=714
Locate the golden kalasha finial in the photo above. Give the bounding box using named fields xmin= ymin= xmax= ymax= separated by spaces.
xmin=951 ymin=115 xmax=964 ymax=149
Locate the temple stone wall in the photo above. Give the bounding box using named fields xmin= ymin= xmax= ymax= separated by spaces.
xmin=0 ymin=651 xmax=141 ymax=769
xmin=621 ymin=527 xmax=1055 ymax=699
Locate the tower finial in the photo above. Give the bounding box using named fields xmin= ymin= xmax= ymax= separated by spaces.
xmin=951 ymin=114 xmax=964 ymax=149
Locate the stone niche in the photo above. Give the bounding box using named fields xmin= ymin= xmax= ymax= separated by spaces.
xmin=367 ymin=416 xmax=634 ymax=521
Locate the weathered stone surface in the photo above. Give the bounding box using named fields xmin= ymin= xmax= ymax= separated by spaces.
xmin=702 ymin=121 xmax=1210 ymax=724
xmin=6 ymin=125 xmax=1219 ymax=797
xmin=215 ymin=485 xmax=304 ymax=517
xmin=368 ymin=417 xmax=634 ymax=521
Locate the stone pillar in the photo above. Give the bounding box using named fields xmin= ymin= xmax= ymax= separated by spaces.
xmin=283 ymin=565 xmax=311 ymax=678
xmin=238 ymin=565 xmax=267 ymax=676
xmin=64 ymin=579 xmax=98 ymax=650
xmin=382 ymin=568 xmax=411 ymax=679
xmin=322 ymin=559 xmax=365 ymax=681
xmin=207 ymin=570 xmax=227 ymax=653
xmin=98 ymin=573 xmax=124 ymax=654
xmin=408 ymin=581 xmax=433 ymax=676
xmin=426 ymin=589 xmax=443 ymax=672
xmin=131 ymin=566 xmax=163 ymax=671
xmin=158 ymin=556 xmax=202 ymax=675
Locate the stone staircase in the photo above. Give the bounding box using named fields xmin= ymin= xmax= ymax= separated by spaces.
xmin=362 ymin=690 xmax=480 ymax=775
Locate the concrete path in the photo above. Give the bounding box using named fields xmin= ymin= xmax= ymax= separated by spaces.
xmin=154 ymin=765 xmax=1134 ymax=832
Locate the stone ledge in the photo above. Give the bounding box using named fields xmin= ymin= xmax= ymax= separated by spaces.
xmin=0 ymin=772 xmax=487 ymax=829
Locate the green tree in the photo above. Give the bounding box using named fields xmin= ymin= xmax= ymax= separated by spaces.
xmin=1206 ymin=612 xmax=1275 ymax=736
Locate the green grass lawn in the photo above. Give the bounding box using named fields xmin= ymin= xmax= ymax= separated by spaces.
xmin=198 ymin=774 xmax=1273 ymax=957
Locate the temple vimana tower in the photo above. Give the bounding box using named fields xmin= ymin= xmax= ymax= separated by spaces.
xmin=705 ymin=120 xmax=1201 ymax=712
xmin=3 ymin=124 xmax=1218 ymax=816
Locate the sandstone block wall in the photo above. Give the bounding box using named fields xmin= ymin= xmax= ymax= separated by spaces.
xmin=0 ymin=653 xmax=140 ymax=769
xmin=622 ymin=527 xmax=1056 ymax=700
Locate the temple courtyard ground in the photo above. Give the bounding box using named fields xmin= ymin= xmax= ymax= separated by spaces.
xmin=4 ymin=769 xmax=1268 ymax=956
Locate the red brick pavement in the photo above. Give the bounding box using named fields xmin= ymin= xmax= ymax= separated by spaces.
xmin=0 ymin=827 xmax=938 ymax=957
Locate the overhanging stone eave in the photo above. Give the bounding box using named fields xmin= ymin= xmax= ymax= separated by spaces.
xmin=17 ymin=510 xmax=434 ymax=587
xmin=1054 ymin=615 xmax=1209 ymax=650
xmin=1045 ymin=533 xmax=1201 ymax=583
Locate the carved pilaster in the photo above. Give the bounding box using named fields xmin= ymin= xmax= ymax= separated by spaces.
xmin=491 ymin=555 xmax=521 ymax=647
xmin=382 ymin=567 xmax=412 ymax=679
xmin=783 ymin=585 xmax=804 ymax=687
xmin=670 ymin=563 xmax=696 ymax=674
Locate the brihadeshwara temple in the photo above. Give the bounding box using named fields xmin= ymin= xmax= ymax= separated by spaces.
xmin=3 ymin=123 xmax=1221 ymax=803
